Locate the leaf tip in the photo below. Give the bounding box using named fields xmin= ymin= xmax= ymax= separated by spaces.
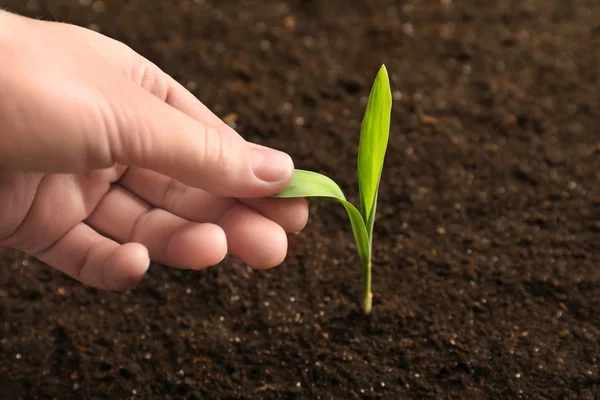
xmin=375 ymin=64 xmax=392 ymax=102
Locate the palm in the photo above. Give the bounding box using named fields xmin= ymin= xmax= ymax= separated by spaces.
xmin=0 ymin=167 xmax=306 ymax=290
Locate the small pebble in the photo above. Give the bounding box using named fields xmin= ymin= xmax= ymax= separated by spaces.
xmin=211 ymin=9 xmax=225 ymax=20
xmin=283 ymin=15 xmax=296 ymax=30
xmin=26 ymin=0 xmax=40 ymax=11
xmin=260 ymin=40 xmax=271 ymax=51
xmin=214 ymin=43 xmax=226 ymax=53
xmin=91 ymin=1 xmax=105 ymax=13
xmin=185 ymin=81 xmax=198 ymax=91
xmin=402 ymin=23 xmax=414 ymax=35
xmin=254 ymin=22 xmax=267 ymax=33
xmin=303 ymin=36 xmax=316 ymax=48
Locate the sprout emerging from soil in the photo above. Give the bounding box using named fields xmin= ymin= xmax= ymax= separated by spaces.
xmin=276 ymin=65 xmax=392 ymax=314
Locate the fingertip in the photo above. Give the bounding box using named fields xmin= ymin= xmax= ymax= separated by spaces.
xmin=103 ymin=243 xmax=150 ymax=291
xmin=241 ymin=196 xmax=309 ymax=233
xmin=167 ymin=223 xmax=228 ymax=270
xmin=249 ymin=143 xmax=295 ymax=189
xmin=195 ymin=223 xmax=228 ymax=267
xmin=287 ymin=197 xmax=309 ymax=233
xmin=251 ymin=224 xmax=288 ymax=270
xmin=210 ymin=226 xmax=229 ymax=265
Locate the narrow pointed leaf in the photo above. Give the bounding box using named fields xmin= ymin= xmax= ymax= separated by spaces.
xmin=276 ymin=169 xmax=346 ymax=201
xmin=357 ymin=65 xmax=392 ymax=235
xmin=276 ymin=169 xmax=370 ymax=265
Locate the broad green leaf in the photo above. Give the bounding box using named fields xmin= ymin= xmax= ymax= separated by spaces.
xmin=276 ymin=169 xmax=370 ymax=266
xmin=357 ymin=65 xmax=392 ymax=237
xmin=276 ymin=169 xmax=346 ymax=201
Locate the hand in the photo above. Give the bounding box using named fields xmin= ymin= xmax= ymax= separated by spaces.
xmin=0 ymin=12 xmax=308 ymax=290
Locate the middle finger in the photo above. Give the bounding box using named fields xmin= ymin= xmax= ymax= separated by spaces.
xmin=120 ymin=168 xmax=308 ymax=233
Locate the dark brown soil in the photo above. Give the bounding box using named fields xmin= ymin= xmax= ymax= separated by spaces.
xmin=1 ymin=0 xmax=600 ymax=398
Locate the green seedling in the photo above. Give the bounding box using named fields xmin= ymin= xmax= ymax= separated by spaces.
xmin=276 ymin=65 xmax=392 ymax=314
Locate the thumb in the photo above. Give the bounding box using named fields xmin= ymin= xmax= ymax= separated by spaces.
xmin=109 ymin=78 xmax=294 ymax=198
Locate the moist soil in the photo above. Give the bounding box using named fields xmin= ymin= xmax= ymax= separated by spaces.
xmin=1 ymin=0 xmax=600 ymax=399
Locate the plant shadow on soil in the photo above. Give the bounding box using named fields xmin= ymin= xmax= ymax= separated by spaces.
xmin=1 ymin=0 xmax=600 ymax=399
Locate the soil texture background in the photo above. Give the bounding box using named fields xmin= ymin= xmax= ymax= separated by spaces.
xmin=1 ymin=0 xmax=599 ymax=399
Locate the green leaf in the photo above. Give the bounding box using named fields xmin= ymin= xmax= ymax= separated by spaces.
xmin=276 ymin=169 xmax=347 ymax=201
xmin=273 ymin=65 xmax=393 ymax=314
xmin=357 ymin=64 xmax=392 ymax=237
xmin=276 ymin=169 xmax=370 ymax=266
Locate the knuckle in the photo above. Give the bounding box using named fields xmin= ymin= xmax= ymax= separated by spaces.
xmin=87 ymin=95 xmax=121 ymax=168
xmin=204 ymin=124 xmax=234 ymax=172
xmin=198 ymin=123 xmax=250 ymax=193
xmin=78 ymin=237 xmax=111 ymax=282
xmin=130 ymin=209 xmax=153 ymax=243
xmin=161 ymin=178 xmax=187 ymax=210
xmin=130 ymin=58 xmax=168 ymax=100
xmin=102 ymin=93 xmax=152 ymax=168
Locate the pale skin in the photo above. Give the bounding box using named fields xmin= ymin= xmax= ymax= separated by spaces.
xmin=0 ymin=11 xmax=308 ymax=290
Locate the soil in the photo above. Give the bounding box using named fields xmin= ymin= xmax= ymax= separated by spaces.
xmin=1 ymin=0 xmax=600 ymax=399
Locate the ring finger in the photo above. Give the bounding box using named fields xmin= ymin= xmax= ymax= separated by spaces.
xmin=86 ymin=185 xmax=227 ymax=270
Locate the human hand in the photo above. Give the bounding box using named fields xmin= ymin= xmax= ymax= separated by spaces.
xmin=0 ymin=11 xmax=308 ymax=290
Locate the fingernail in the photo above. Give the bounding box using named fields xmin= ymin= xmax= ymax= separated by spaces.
xmin=251 ymin=145 xmax=293 ymax=183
